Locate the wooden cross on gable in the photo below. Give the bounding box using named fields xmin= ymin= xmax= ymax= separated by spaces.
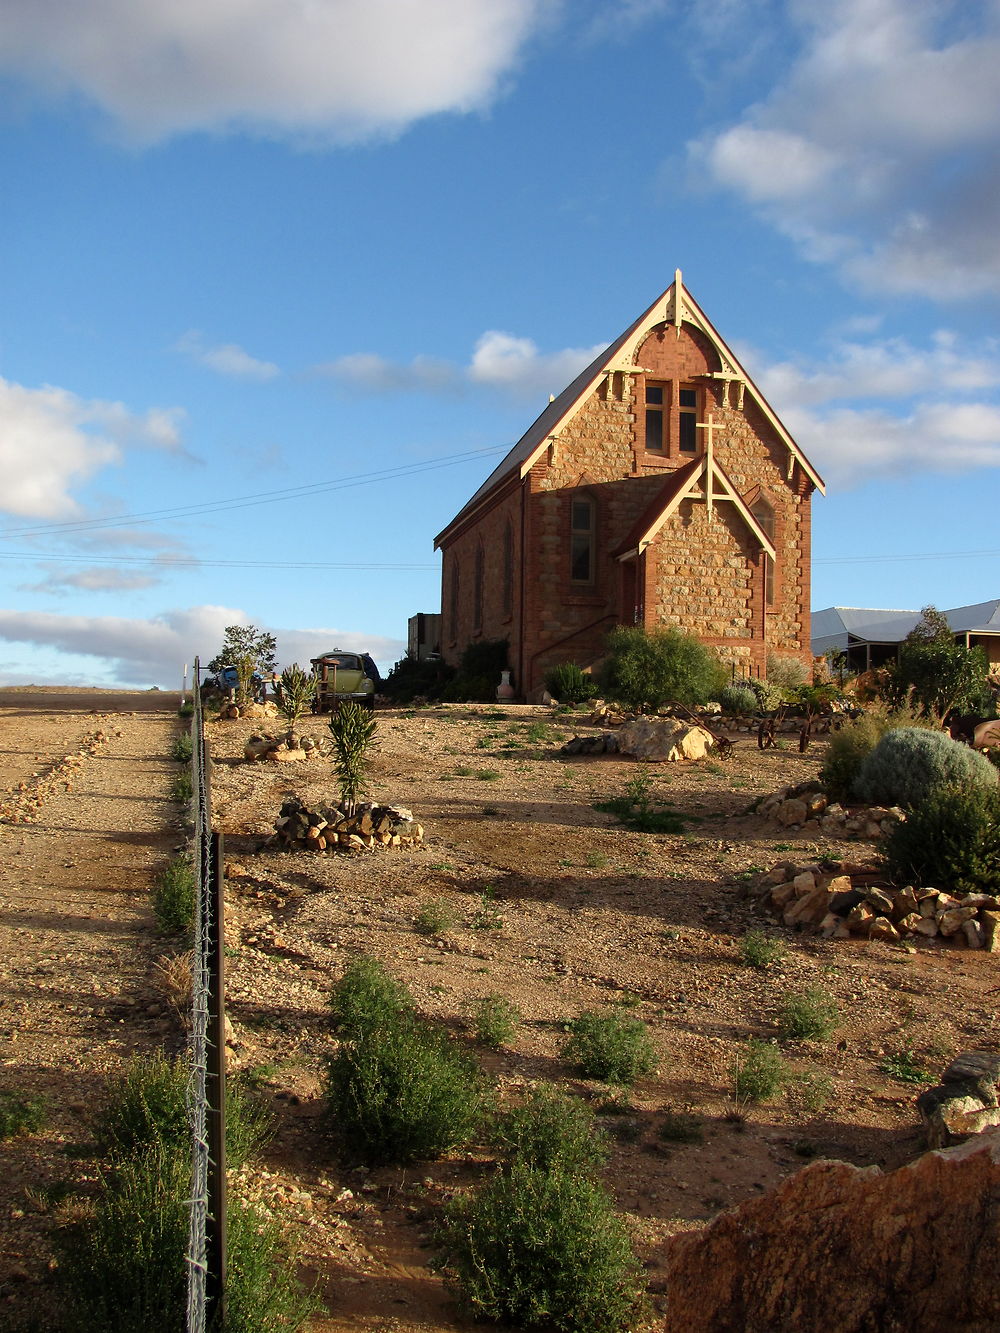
xmin=696 ymin=412 xmax=724 ymax=516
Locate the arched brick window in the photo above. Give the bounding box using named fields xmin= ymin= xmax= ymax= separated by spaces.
xmin=751 ymin=496 xmax=775 ymax=608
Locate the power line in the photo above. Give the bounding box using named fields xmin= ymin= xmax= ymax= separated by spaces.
xmin=816 ymin=548 xmax=1000 ymax=566
xmin=0 ymin=444 xmax=508 ymax=541
xmin=0 ymin=549 xmax=436 ymax=572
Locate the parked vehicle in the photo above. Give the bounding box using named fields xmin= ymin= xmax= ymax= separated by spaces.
xmin=212 ymin=665 xmax=265 ymax=701
xmin=310 ymin=651 xmax=377 ymax=712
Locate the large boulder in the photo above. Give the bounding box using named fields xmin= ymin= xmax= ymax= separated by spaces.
xmin=618 ymin=718 xmax=714 ymax=762
xmin=662 ymin=1131 xmax=1000 ymax=1332
xmin=918 ymin=1051 xmax=1000 ymax=1149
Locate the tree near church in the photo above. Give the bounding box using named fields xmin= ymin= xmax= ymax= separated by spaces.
xmin=207 ymin=625 xmax=278 ymax=678
xmin=886 ymin=606 xmax=992 ymax=720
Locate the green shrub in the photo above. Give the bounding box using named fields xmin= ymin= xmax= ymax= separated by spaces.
xmin=96 ymin=1053 xmax=270 ymax=1170
xmin=819 ymin=703 xmax=934 ymax=801
xmin=853 ymin=727 xmax=998 ymax=809
xmin=169 ymin=771 xmax=192 ymax=803
xmin=658 ymin=1110 xmax=704 ymax=1143
xmin=598 ymin=625 xmax=726 ymax=713
xmin=169 ymin=733 xmax=193 ymax=763
xmin=740 ymin=930 xmax=785 ymax=970
xmin=730 ymin=1040 xmax=787 ymax=1108
xmin=544 ymin=663 xmax=599 ymax=705
xmin=56 ymin=1146 xmax=188 ymax=1332
xmin=766 ymin=651 xmax=809 ymax=692
xmin=328 ymin=955 xmax=414 ymax=1039
xmin=777 ymin=987 xmax=839 ymax=1042
xmin=444 ymin=639 xmax=510 ymax=702
xmin=439 ymin=1158 xmax=644 ymax=1333
xmin=154 ymin=857 xmax=196 ymax=935
xmin=882 ymin=783 xmax=1000 ymax=893
xmin=593 ymin=772 xmax=684 ymax=834
xmin=381 ymin=652 xmax=456 ymax=703
xmin=561 ymin=1008 xmax=657 ymax=1087
xmin=324 ymin=1019 xmax=485 ymax=1164
xmin=718 ymin=684 xmax=758 ymax=716
xmin=494 ymin=1087 xmax=608 ymax=1173
xmin=0 ymin=1088 xmax=46 ymax=1138
xmin=879 ymin=1048 xmax=934 ymax=1085
xmin=415 ymin=898 xmax=458 ymax=935
xmin=275 ymin=662 xmax=316 ymax=736
xmin=56 ymin=1147 xmax=316 ymax=1333
xmin=786 ymin=1070 xmax=835 ymax=1116
xmin=473 ymin=994 xmax=521 ymax=1049
xmin=328 ymin=701 xmax=378 ymax=815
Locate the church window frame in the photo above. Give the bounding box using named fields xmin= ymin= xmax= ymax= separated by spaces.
xmin=449 ymin=558 xmax=460 ymax=643
xmin=501 ymin=520 xmax=514 ymax=620
xmin=473 ymin=542 xmax=485 ymax=633
xmin=570 ymin=493 xmax=597 ymax=586
xmin=750 ymin=494 xmax=776 ymax=609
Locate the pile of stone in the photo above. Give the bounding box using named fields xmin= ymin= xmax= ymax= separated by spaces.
xmin=243 ymin=732 xmax=329 ymax=763
xmin=272 ymin=796 xmax=424 ymax=853
xmin=756 ymin=779 xmax=904 ymax=840
xmin=919 ymin=1050 xmax=1000 ymax=1148
xmin=753 ymin=858 xmax=1000 ymax=948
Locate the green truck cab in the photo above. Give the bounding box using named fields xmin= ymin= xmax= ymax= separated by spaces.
xmin=310 ymin=651 xmax=377 ymax=713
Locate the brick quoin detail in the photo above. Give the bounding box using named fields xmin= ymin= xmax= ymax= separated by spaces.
xmin=434 ymin=278 xmax=824 ymax=698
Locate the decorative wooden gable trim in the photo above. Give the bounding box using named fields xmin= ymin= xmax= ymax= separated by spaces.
xmin=515 ymin=270 xmax=825 ymax=495
xmin=614 ymin=453 xmax=776 ymax=563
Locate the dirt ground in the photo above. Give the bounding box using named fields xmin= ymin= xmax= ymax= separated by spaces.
xmin=0 ymin=690 xmax=997 ymax=1331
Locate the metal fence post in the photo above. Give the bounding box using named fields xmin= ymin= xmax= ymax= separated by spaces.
xmin=205 ymin=828 xmax=227 ymax=1324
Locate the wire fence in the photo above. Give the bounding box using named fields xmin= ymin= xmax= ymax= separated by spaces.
xmin=186 ymin=660 xmax=227 ymax=1332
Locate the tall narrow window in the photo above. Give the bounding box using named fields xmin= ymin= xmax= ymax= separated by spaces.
xmin=449 ymin=559 xmax=460 ymax=640
xmin=644 ymin=383 xmax=665 ymax=451
xmin=751 ymin=497 xmax=775 ymax=607
xmin=502 ymin=520 xmax=514 ymax=618
xmin=473 ymin=543 xmax=484 ymax=632
xmin=678 ymin=386 xmax=698 ymax=453
xmin=570 ymin=495 xmax=596 ymax=584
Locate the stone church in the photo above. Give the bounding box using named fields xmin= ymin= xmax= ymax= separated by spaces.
xmin=434 ymin=272 xmax=824 ymax=698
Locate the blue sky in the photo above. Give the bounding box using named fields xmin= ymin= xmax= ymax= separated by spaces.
xmin=1 ymin=0 xmax=998 ymax=687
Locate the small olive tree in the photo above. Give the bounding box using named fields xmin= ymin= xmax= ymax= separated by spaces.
xmin=598 ymin=625 xmax=726 ymax=712
xmin=886 ymin=605 xmax=993 ymax=718
xmin=328 ymin=702 xmax=378 ymax=816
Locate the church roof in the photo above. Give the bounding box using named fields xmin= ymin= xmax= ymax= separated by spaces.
xmin=435 ymin=272 xmax=825 ymax=549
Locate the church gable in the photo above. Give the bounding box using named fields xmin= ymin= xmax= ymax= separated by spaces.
xmin=435 ymin=273 xmax=821 ymax=694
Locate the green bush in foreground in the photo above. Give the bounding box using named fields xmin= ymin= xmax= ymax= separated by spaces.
xmin=777 ymin=987 xmax=839 ymax=1043
xmin=561 ymin=1008 xmax=657 ymax=1087
xmin=96 ymin=1053 xmax=271 ymax=1170
xmin=328 ymin=955 xmax=414 ymax=1039
xmin=324 ymin=1018 xmax=485 ymax=1165
xmin=154 ymin=857 xmax=196 ymax=935
xmin=882 ymin=783 xmax=1000 ymax=894
xmin=440 ymin=1158 xmax=644 ymax=1333
xmin=0 ymin=1088 xmax=46 ymax=1139
xmin=56 ymin=1148 xmax=317 ymax=1333
xmin=598 ymin=624 xmax=726 ymax=713
xmin=494 ymin=1087 xmax=608 ymax=1174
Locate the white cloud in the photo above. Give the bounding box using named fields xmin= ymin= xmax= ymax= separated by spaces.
xmin=176 ymin=331 xmax=280 ymax=381
xmin=0 ymin=0 xmax=549 ymax=144
xmin=324 ymin=330 xmax=606 ymax=401
xmin=19 ymin=567 xmax=162 ymax=595
xmin=318 ymin=353 xmax=459 ymax=394
xmin=783 ymin=400 xmax=1000 ymax=489
xmin=735 ymin=329 xmax=1000 ymax=487
xmin=0 ymin=376 xmax=186 ymax=520
xmin=468 ymin=331 xmax=605 ymax=397
xmin=695 ymin=0 xmax=1000 ymax=295
xmin=0 ymin=604 xmax=404 ymax=686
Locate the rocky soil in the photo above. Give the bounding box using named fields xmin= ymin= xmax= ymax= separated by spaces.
xmin=0 ymin=691 xmax=997 ymax=1331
